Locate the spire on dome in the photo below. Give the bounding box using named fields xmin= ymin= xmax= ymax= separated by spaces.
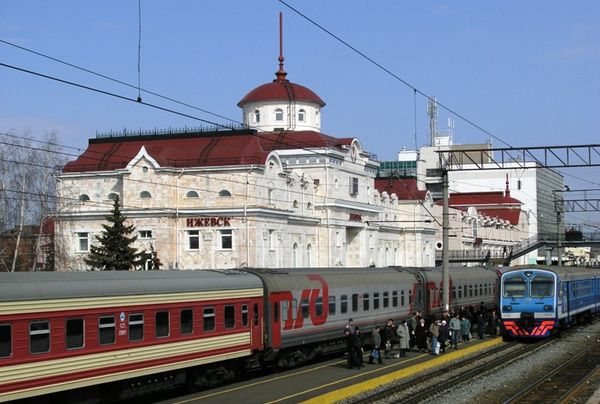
xmin=275 ymin=12 xmax=288 ymax=82
xmin=505 ymin=173 xmax=511 ymax=198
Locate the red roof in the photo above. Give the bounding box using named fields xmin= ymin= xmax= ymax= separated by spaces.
xmin=238 ymin=80 xmax=325 ymax=107
xmin=63 ymin=130 xmax=353 ymax=173
xmin=374 ymin=178 xmax=428 ymax=201
xmin=440 ymin=191 xmax=523 ymax=225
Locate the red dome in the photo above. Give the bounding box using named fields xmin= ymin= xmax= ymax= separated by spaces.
xmin=238 ymin=79 xmax=325 ymax=107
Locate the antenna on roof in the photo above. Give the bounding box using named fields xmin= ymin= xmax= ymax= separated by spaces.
xmin=275 ymin=12 xmax=288 ymax=82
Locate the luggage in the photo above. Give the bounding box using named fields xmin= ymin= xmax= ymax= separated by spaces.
xmin=433 ymin=341 xmax=440 ymax=355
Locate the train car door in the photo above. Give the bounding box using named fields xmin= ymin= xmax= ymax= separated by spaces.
xmin=268 ymin=292 xmax=288 ymax=349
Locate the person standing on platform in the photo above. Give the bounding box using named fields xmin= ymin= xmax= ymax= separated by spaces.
xmin=396 ymin=320 xmax=410 ymax=357
xmin=489 ymin=309 xmax=498 ymax=336
xmin=477 ymin=312 xmax=486 ymax=339
xmin=438 ymin=320 xmax=449 ymax=353
xmin=415 ymin=318 xmax=428 ymax=352
xmin=368 ymin=325 xmax=383 ymax=364
xmin=351 ymin=327 xmax=364 ymax=368
xmin=344 ymin=328 xmax=356 ymax=369
xmin=383 ymin=319 xmax=396 ymax=358
xmin=461 ymin=316 xmax=471 ymax=343
xmin=449 ymin=313 xmax=462 ymax=349
xmin=429 ymin=320 xmax=440 ymax=355
xmin=408 ymin=311 xmax=418 ymax=351
xmin=345 ymin=318 xmax=355 ymax=334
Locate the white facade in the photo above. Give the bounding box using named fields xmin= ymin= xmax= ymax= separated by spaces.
xmin=241 ymin=100 xmax=322 ymax=132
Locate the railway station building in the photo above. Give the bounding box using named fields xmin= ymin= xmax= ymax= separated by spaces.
xmin=55 ymin=55 xmax=438 ymax=271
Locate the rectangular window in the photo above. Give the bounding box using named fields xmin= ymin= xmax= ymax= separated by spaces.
xmin=452 ymin=286 xmax=456 ymax=299
xmin=328 ymin=296 xmax=336 ymax=316
xmin=0 ymin=324 xmax=11 ymax=358
xmin=253 ymin=304 xmax=259 ymax=326
xmin=373 ymin=292 xmax=380 ymax=310
xmin=220 ymin=230 xmax=233 ymax=250
xmin=480 ymin=284 xmax=484 ymax=296
xmin=181 ymin=309 xmax=193 ymax=335
xmin=156 ymin=311 xmax=169 ymax=338
xmin=341 ymin=294 xmax=348 ymax=314
xmin=458 ymin=285 xmax=463 ymax=299
xmin=129 ymin=313 xmax=144 ymax=341
xmin=224 ymin=305 xmax=235 ymax=329
xmin=99 ymin=316 xmax=115 ymax=345
xmin=203 ymin=307 xmax=215 ymax=331
xmin=401 ymin=290 xmax=405 ymax=306
xmin=282 ymin=300 xmax=289 ymax=322
xmin=363 ymin=293 xmax=370 ymax=311
xmin=315 ymin=297 xmax=323 ymax=316
xmin=66 ymin=318 xmax=84 ymax=350
xmin=469 ymin=285 xmax=473 ymax=297
xmin=188 ymin=230 xmax=200 ymax=250
xmin=352 ymin=294 xmax=359 ymax=312
xmin=349 ymin=177 xmax=359 ymax=195
xmin=242 ymin=305 xmax=248 ymax=327
xmin=383 ymin=292 xmax=389 ymax=308
xmin=30 ymin=321 xmax=50 ymax=354
xmin=269 ymin=229 xmax=277 ymax=250
xmin=77 ymin=232 xmax=89 ymax=252
xmin=139 ymin=230 xmax=153 ymax=239
xmin=301 ymin=298 xmax=309 ymax=319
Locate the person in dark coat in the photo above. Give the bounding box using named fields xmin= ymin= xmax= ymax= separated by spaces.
xmin=369 ymin=325 xmax=383 ymax=364
xmin=489 ymin=310 xmax=498 ymax=336
xmin=351 ymin=327 xmax=364 ymax=368
xmin=383 ymin=319 xmax=396 ymax=358
xmin=344 ymin=328 xmax=356 ymax=369
xmin=477 ymin=313 xmax=486 ymax=339
xmin=415 ymin=318 xmax=428 ymax=352
xmin=438 ymin=320 xmax=450 ymax=353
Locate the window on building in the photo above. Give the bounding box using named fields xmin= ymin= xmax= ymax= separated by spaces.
xmin=66 ymin=318 xmax=84 ymax=350
xmin=99 ymin=316 xmax=115 ymax=345
xmin=186 ymin=190 xmax=199 ymax=198
xmin=129 ymin=313 xmax=144 ymax=342
xmin=187 ymin=230 xmax=200 ymax=250
xmin=292 ymin=243 xmax=299 ymax=267
xmin=224 ymin=306 xmax=235 ymax=329
xmin=139 ymin=230 xmax=152 ymax=239
xmin=218 ymin=189 xmax=231 ymax=197
xmin=180 ymin=309 xmax=193 ymax=335
xmin=349 ymin=177 xmax=359 ymax=195
xmin=269 ymin=229 xmax=277 ymax=250
xmin=328 ymin=296 xmax=336 ymax=316
xmin=220 ymin=229 xmax=232 ymax=249
xmin=203 ymin=307 xmax=215 ymax=331
xmin=254 ymin=109 xmax=260 ymax=123
xmin=315 ymin=111 xmax=320 ymax=125
xmin=341 ymin=294 xmax=348 ymax=314
xmin=268 ymin=188 xmax=274 ymax=204
xmin=0 ymin=324 xmax=10 ymax=358
xmin=156 ymin=311 xmax=169 ymax=338
xmin=275 ymin=108 xmax=284 ymax=121
xmin=306 ymin=243 xmax=312 ymax=268
xmin=79 ymin=194 xmax=90 ymax=202
xmin=30 ymin=321 xmax=50 ymax=354
xmin=298 ymin=109 xmax=305 ymax=122
xmin=77 ymin=232 xmax=89 ymax=252
xmin=139 ymin=191 xmax=151 ymax=199
xmin=107 ymin=193 xmax=119 ymax=201
xmin=292 ymin=199 xmax=299 ymax=209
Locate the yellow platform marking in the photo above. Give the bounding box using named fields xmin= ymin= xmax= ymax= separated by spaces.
xmin=299 ymin=338 xmax=503 ymax=404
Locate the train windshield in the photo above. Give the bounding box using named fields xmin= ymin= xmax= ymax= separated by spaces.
xmin=530 ymin=274 xmax=554 ymax=297
xmin=503 ymin=275 xmax=526 ymax=298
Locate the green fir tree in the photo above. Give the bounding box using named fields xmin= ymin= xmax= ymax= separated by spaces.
xmin=85 ymin=197 xmax=149 ymax=271
xmin=148 ymin=244 xmax=163 ymax=270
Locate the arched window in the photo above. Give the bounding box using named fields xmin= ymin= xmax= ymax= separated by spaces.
xmin=292 ymin=243 xmax=299 ymax=268
xmin=107 ymin=193 xmax=118 ymax=201
xmin=254 ymin=109 xmax=260 ymax=123
xmin=186 ymin=190 xmax=199 ymax=198
xmin=79 ymin=194 xmax=90 ymax=202
xmin=385 ymin=247 xmax=390 ymax=267
xmin=298 ymin=109 xmax=306 ymax=122
xmin=293 ymin=200 xmax=299 ymax=209
xmin=307 ymin=202 xmax=313 ymax=210
xmin=315 ymin=111 xmax=320 ymax=125
xmin=139 ymin=191 xmax=152 ymax=199
xmin=218 ymin=190 xmax=231 ymax=197
xmin=306 ymin=244 xmax=312 ymax=268
xmin=275 ymin=108 xmax=284 ymax=121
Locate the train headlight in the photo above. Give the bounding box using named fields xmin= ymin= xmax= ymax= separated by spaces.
xmin=543 ymin=305 xmax=553 ymax=311
xmin=503 ymin=305 xmax=512 ymax=311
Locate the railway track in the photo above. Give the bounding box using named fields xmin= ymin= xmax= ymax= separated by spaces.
xmin=503 ymin=340 xmax=600 ymax=404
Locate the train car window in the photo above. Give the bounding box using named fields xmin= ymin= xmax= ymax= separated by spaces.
xmin=373 ymin=293 xmax=380 ymax=310
xmin=328 ymin=296 xmax=336 ymax=315
xmin=392 ymin=291 xmax=398 ymax=307
xmin=99 ymin=316 xmax=115 ymax=345
xmin=352 ymin=294 xmax=359 ymax=312
xmin=416 ymin=289 xmax=421 ymax=305
xmin=400 ymin=290 xmax=405 ymax=306
xmin=469 ymin=285 xmax=473 ymax=297
xmin=224 ymin=306 xmax=235 ymax=329
xmin=30 ymin=321 xmax=50 ymax=354
xmin=452 ymin=286 xmax=456 ymax=299
xmin=156 ymin=311 xmax=170 ymax=338
xmin=341 ymin=295 xmax=348 ymax=314
xmin=0 ymin=324 xmax=11 ymax=358
xmin=292 ymin=299 xmax=298 ymax=320
xmin=474 ymin=285 xmax=478 ymax=297
xmin=301 ymin=298 xmax=310 ymax=319
xmin=253 ymin=304 xmax=259 ymax=326
xmin=281 ymin=301 xmax=289 ymax=322
xmin=181 ymin=309 xmax=193 ymax=335
xmin=479 ymin=284 xmax=483 ymax=296
xmin=129 ymin=314 xmax=144 ymax=341
xmin=383 ymin=291 xmax=389 ymax=308
xmin=503 ymin=275 xmax=526 ymax=297
xmin=315 ymin=297 xmax=323 ymax=316
xmin=531 ymin=275 xmax=554 ymax=297
xmin=363 ymin=293 xmax=370 ymax=311
xmin=242 ymin=305 xmax=248 ymax=327
xmin=66 ymin=318 xmax=84 ymax=350
xmin=204 ymin=307 xmax=216 ymax=331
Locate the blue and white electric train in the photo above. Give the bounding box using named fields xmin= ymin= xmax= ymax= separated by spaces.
xmin=500 ymin=266 xmax=600 ymax=338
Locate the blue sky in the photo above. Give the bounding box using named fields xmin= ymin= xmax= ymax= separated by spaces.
xmin=2 ymin=1 xmax=599 ymax=229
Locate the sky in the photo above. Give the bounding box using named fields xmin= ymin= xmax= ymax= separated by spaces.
xmin=1 ymin=0 xmax=599 ymax=231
